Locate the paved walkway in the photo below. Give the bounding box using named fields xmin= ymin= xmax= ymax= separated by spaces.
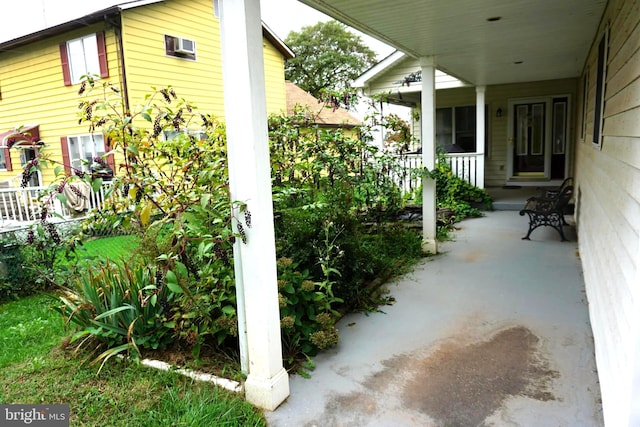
xmin=265 ymin=211 xmax=603 ymax=426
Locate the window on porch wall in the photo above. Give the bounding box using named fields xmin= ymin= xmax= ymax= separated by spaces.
xmin=0 ymin=150 xmax=6 ymax=170
xmin=435 ymin=105 xmax=488 ymax=154
xmin=593 ymin=27 xmax=608 ymax=148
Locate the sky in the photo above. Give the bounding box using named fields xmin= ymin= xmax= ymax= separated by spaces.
xmin=0 ymin=0 xmax=394 ymax=59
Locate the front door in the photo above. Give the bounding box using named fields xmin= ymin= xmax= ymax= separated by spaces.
xmin=508 ymin=96 xmax=568 ymax=181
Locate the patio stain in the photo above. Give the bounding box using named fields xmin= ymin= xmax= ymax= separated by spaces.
xmin=318 ymin=326 xmax=559 ymax=426
xmin=460 ymin=250 xmax=485 ymax=263
xmin=397 ymin=326 xmax=559 ymax=426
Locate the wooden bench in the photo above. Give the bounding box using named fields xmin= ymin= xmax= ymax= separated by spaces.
xmin=519 ymin=180 xmax=573 ymax=241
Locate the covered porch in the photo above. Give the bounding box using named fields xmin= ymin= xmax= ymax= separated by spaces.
xmin=266 ymin=210 xmax=602 ymax=425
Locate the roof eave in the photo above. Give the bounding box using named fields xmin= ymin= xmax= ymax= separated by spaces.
xmin=353 ymin=50 xmax=406 ymax=88
xmin=0 ymin=1 xmax=164 ymax=51
xmin=262 ymin=22 xmax=295 ymax=59
xmin=0 ymin=6 xmax=121 ymax=51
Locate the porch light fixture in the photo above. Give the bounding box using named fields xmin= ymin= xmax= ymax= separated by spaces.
xmin=496 ymin=108 xmax=503 ymax=117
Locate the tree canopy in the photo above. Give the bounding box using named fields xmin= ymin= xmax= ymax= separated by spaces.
xmin=285 ymin=20 xmax=377 ymax=99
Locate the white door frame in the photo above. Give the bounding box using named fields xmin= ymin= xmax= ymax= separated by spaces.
xmin=506 ymin=94 xmax=571 ymax=185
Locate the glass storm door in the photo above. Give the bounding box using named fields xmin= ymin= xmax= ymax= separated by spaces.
xmin=513 ymin=102 xmax=546 ymax=176
xmin=509 ymin=97 xmax=568 ymax=180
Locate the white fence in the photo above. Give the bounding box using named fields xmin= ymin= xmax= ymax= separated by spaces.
xmin=393 ymin=152 xmax=484 ymax=194
xmin=0 ymin=182 xmax=112 ymax=230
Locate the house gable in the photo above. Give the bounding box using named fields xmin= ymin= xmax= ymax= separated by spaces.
xmin=353 ymin=51 xmax=469 ymax=106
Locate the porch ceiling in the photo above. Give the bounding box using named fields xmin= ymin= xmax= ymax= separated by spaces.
xmin=298 ymin=0 xmax=607 ymax=86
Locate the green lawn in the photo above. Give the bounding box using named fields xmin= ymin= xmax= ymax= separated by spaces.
xmin=0 ymin=294 xmax=266 ymax=427
xmin=74 ymin=234 xmax=140 ymax=262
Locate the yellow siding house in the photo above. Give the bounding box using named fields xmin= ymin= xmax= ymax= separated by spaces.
xmin=0 ymin=0 xmax=293 ymax=186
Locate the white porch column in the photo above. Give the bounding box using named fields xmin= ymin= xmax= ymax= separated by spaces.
xmin=475 ymin=86 xmax=486 ymax=189
xmin=420 ymin=56 xmax=437 ymax=253
xmin=219 ymin=0 xmax=289 ymax=411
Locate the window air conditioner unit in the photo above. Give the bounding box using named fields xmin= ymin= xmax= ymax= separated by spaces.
xmin=174 ymin=37 xmax=195 ymax=54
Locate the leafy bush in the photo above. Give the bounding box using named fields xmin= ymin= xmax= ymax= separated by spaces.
xmin=0 ymin=226 xmax=79 ymax=301
xmin=167 ymin=239 xmax=239 ymax=359
xmin=276 ymin=256 xmax=340 ymax=363
xmin=269 ymin=108 xmax=422 ymax=309
xmin=413 ymin=151 xmax=493 ymax=221
xmin=0 ymin=237 xmax=36 ymax=301
xmin=269 ymin=108 xmax=405 ymax=222
xmin=24 ymin=82 xmax=424 ymax=371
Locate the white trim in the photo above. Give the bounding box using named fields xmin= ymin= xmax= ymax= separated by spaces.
xmin=506 ymin=95 xmax=572 ymax=182
xmin=66 ymin=33 xmax=101 ymax=84
xmin=261 ymin=21 xmax=295 ymax=58
xmin=353 ymin=50 xmax=406 ymax=88
xmin=116 ymin=0 xmax=164 ymax=11
xmin=475 ymin=86 xmax=485 ymax=189
xmin=66 ymin=133 xmax=105 ymax=173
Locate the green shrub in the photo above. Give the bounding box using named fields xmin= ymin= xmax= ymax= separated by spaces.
xmin=276 ymin=257 xmax=340 ymax=363
xmin=168 ymin=239 xmax=238 ymax=358
xmin=269 ymin=111 xmax=423 ymax=309
xmin=25 ymin=83 xmax=426 ymax=371
xmin=0 ymin=239 xmax=36 ymax=301
xmin=413 ymin=151 xmax=493 ymax=221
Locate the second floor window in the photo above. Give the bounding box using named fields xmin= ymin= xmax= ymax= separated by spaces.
xmin=68 ymin=34 xmax=99 ymax=83
xmin=60 ymin=32 xmax=108 ymax=86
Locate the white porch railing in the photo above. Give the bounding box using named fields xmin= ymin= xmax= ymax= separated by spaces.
xmin=444 ymin=152 xmax=484 ymax=188
xmin=393 ymin=152 xmax=484 ymax=194
xmin=0 ymin=182 xmax=112 ymax=230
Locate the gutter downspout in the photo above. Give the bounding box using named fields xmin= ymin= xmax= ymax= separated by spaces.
xmin=108 ymin=13 xmax=130 ymax=115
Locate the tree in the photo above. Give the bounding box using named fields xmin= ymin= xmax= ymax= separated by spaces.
xmin=285 ymin=20 xmax=377 ymax=99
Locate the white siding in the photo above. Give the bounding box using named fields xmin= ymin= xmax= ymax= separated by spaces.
xmin=366 ymin=56 xmax=467 ymax=94
xmin=575 ymin=0 xmax=640 ymax=425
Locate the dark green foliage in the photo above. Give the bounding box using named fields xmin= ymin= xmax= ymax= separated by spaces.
xmin=0 ymin=237 xmax=37 ymax=301
xmin=422 ymin=151 xmax=493 ymax=221
xmin=276 ymin=257 xmax=340 ymax=363
xmin=17 ymin=82 xmax=425 ymax=372
xmin=269 ymin=109 xmax=423 ymax=311
xmin=0 ymin=225 xmax=80 ymax=301
xmin=284 ymin=20 xmax=377 ymax=98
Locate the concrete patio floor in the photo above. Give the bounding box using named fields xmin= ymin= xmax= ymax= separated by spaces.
xmin=265 ymin=210 xmax=603 ymax=426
